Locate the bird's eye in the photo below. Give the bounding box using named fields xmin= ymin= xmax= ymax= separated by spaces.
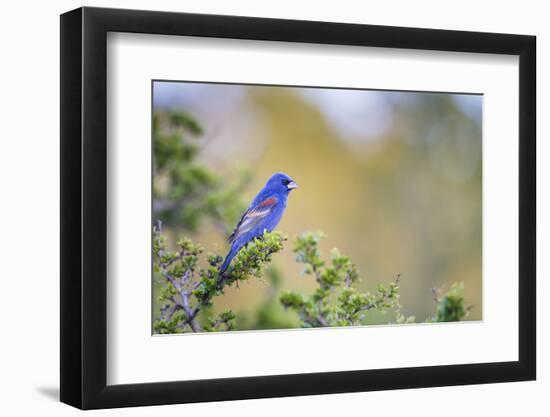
xmin=282 ymin=179 xmax=290 ymax=185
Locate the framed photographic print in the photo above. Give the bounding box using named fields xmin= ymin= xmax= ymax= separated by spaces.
xmin=60 ymin=6 xmax=536 ymax=409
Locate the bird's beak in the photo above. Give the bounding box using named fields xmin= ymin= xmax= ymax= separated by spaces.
xmin=287 ymin=180 xmax=298 ymax=190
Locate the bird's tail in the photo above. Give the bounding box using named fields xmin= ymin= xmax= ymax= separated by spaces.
xmin=219 ymin=245 xmax=239 ymax=275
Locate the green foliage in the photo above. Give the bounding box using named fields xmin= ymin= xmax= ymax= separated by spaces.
xmin=280 ymin=232 xmax=404 ymax=327
xmin=153 ymin=224 xmax=286 ymax=333
xmin=153 ymin=110 xmax=251 ymax=232
xmin=154 ymin=223 xmax=471 ymax=333
xmin=193 ymin=230 xmax=287 ymax=308
xmin=279 ymin=232 xmax=472 ymax=328
xmin=204 ymin=310 xmax=237 ymax=332
xmin=431 ymin=282 xmax=470 ymax=322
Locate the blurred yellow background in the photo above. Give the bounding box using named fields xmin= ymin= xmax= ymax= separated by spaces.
xmin=153 ymin=81 xmax=482 ymax=327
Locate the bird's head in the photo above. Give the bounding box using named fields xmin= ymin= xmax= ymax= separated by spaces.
xmin=265 ymin=172 xmax=298 ymax=194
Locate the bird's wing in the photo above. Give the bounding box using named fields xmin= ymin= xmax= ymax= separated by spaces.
xmin=228 ymin=196 xmax=279 ymax=244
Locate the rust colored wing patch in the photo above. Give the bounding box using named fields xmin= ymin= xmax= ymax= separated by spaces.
xmin=258 ymin=197 xmax=277 ymax=207
xmin=228 ymin=196 xmax=279 ymax=244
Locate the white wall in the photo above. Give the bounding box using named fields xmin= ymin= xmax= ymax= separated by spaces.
xmin=0 ymin=0 xmax=545 ymax=415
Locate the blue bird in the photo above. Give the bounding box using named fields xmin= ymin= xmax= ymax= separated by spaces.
xmin=219 ymin=172 xmax=298 ymax=274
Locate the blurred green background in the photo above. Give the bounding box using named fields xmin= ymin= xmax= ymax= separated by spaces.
xmin=152 ymin=81 xmax=482 ymax=329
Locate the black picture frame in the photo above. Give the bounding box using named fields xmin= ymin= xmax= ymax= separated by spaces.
xmin=60 ymin=6 xmax=536 ymax=410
